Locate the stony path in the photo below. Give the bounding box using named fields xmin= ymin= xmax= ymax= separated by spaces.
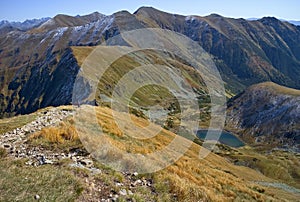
xmin=0 ymin=108 xmax=156 ymax=202
xmin=0 ymin=108 xmax=92 ymax=166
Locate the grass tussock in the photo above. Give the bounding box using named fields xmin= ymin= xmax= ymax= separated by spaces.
xmin=0 ymin=147 xmax=7 ymax=158
xmin=30 ymin=119 xmax=79 ymax=144
xmin=28 ymin=118 xmax=83 ymax=152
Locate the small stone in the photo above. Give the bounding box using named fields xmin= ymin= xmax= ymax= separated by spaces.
xmin=132 ymin=179 xmax=142 ymax=186
xmin=79 ymin=159 xmax=93 ymax=167
xmin=115 ymin=182 xmax=123 ymax=186
xmin=38 ymin=156 xmax=46 ymax=165
xmin=119 ymin=189 xmax=127 ymax=196
xmin=34 ymin=194 xmax=40 ymax=200
xmin=25 ymin=160 xmax=33 ymax=166
xmin=133 ymin=172 xmax=138 ymax=176
xmin=90 ymin=182 xmax=95 ymax=189
xmin=44 ymin=159 xmax=53 ymax=164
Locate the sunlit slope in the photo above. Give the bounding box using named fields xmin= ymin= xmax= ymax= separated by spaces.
xmin=74 ymin=105 xmax=293 ymax=201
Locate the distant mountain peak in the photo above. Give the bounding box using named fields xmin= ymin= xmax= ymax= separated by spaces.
xmin=0 ymin=17 xmax=50 ymax=31
xmin=37 ymin=12 xmax=106 ymax=32
xmin=207 ymin=13 xmax=224 ymax=18
xmin=134 ymin=6 xmax=160 ymax=14
xmin=134 ymin=6 xmax=175 ymax=17
xmin=259 ymin=16 xmax=281 ymax=24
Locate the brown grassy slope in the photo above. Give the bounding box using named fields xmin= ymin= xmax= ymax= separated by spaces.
xmin=2 ymin=105 xmax=299 ymax=201
xmin=250 ymin=81 xmax=300 ymax=96
xmin=71 ymin=46 xmax=95 ymax=66
xmin=74 ymin=105 xmax=297 ymax=201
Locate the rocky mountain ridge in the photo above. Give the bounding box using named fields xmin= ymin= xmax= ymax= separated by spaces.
xmin=1 ymin=7 xmax=300 ymax=117
xmin=0 ymin=17 xmax=50 ymax=33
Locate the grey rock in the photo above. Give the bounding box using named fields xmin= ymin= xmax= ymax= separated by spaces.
xmin=79 ymin=159 xmax=93 ymax=167
xmin=119 ymin=189 xmax=127 ymax=196
xmin=34 ymin=194 xmax=40 ymax=200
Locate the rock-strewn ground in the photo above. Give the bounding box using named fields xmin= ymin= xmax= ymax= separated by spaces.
xmin=0 ymin=107 xmax=158 ymax=202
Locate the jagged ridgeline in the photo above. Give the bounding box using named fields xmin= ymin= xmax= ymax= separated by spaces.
xmin=1 ymin=7 xmax=300 ymax=117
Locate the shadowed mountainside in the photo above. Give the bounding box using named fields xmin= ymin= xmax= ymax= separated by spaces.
xmin=226 ymin=82 xmax=300 ymax=151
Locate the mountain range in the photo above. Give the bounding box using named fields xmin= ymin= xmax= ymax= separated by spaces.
xmin=1 ymin=7 xmax=300 ymax=201
xmin=1 ymin=7 xmax=300 ymax=118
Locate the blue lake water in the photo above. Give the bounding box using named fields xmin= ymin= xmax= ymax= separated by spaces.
xmin=197 ymin=130 xmax=245 ymax=148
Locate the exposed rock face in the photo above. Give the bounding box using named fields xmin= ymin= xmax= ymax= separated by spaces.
xmin=1 ymin=7 xmax=300 ymax=117
xmin=226 ymin=82 xmax=300 ymax=151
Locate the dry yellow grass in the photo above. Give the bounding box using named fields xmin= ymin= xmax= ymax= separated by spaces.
xmin=253 ymin=81 xmax=300 ymax=96
xmin=24 ymin=105 xmax=299 ymax=201
xmin=73 ymin=105 xmax=298 ymax=201
xmin=71 ymin=46 xmax=95 ymax=66
xmin=29 ymin=119 xmax=79 ymax=144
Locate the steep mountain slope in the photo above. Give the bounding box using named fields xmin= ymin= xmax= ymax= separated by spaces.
xmin=0 ymin=12 xmax=121 ymax=117
xmin=1 ymin=7 xmax=300 ymax=117
xmin=226 ymin=82 xmax=300 ymax=151
xmin=135 ymin=7 xmax=300 ymax=91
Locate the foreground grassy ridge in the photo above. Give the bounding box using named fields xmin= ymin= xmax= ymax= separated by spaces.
xmin=0 ymin=105 xmax=73 ymax=134
xmin=2 ymin=105 xmax=300 ymax=201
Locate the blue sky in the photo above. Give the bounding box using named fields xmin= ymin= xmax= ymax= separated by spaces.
xmin=1 ymin=0 xmax=299 ymax=22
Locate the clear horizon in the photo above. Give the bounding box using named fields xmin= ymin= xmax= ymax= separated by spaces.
xmin=1 ymin=0 xmax=299 ymax=22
